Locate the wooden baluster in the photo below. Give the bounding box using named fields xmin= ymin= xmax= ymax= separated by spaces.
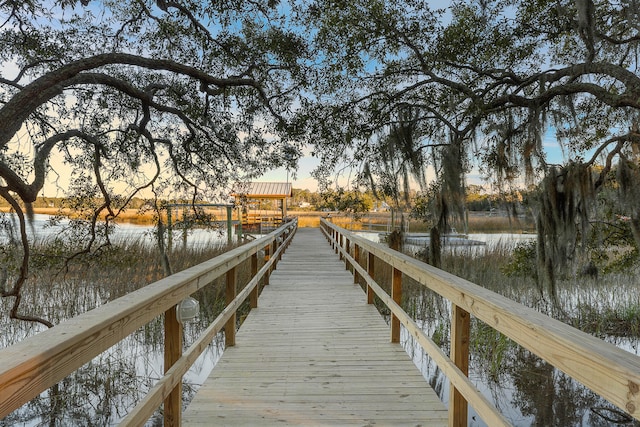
xmin=264 ymin=244 xmax=271 ymax=285
xmin=272 ymin=239 xmax=279 ymax=270
xmin=164 ymin=306 xmax=182 ymax=427
xmin=225 ymin=267 xmax=237 ymax=347
xmin=339 ymin=234 xmax=343 ymax=259
xmin=450 ymin=304 xmax=470 ymax=427
xmin=367 ymin=253 xmax=375 ymax=304
xmin=345 ymin=238 xmax=351 ymax=271
xmin=250 ymin=253 xmax=258 ymax=309
xmin=391 ymin=267 xmax=402 ymax=343
xmin=353 ymin=244 xmax=360 ymax=284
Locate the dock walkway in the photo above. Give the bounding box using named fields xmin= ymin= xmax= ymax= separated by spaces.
xmin=183 ymin=227 xmax=448 ymax=426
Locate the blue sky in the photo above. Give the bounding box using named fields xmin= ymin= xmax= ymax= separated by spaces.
xmin=257 ymin=126 xmax=569 ymax=192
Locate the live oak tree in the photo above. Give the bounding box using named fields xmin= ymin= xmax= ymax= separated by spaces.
xmin=297 ymin=0 xmax=640 ymax=303
xmin=0 ymin=0 xmax=307 ymax=326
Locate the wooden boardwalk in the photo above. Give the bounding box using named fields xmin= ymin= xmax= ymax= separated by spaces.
xmin=183 ymin=228 xmax=448 ymax=426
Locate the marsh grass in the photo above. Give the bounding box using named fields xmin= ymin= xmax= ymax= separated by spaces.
xmin=355 ymin=238 xmax=640 ymax=425
xmin=0 ymin=235 xmax=261 ymax=426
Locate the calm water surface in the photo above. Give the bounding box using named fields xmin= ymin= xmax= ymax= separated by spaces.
xmin=1 ymin=215 xmax=637 ymax=426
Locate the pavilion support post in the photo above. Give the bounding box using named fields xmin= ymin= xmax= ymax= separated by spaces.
xmin=164 ymin=306 xmax=182 ymax=427
xmin=391 ymin=267 xmax=402 ymax=343
xmin=225 ymin=267 xmax=237 ymax=347
xmin=367 ymin=253 xmax=375 ymax=304
xmin=449 ymin=304 xmax=470 ymax=427
xmin=250 ymin=253 xmax=258 ymax=308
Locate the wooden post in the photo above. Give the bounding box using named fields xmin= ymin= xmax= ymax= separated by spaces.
xmin=450 ymin=304 xmax=470 ymax=427
xmin=164 ymin=306 xmax=182 ymax=427
xmin=225 ymin=267 xmax=237 ymax=347
xmin=226 ymin=205 xmax=232 ymax=244
xmin=353 ymin=244 xmax=360 ymax=284
xmin=272 ymin=240 xmax=278 ymax=269
xmin=250 ymin=253 xmax=258 ymax=308
xmin=345 ymin=238 xmax=350 ymax=271
xmin=367 ymin=253 xmax=375 ymax=304
xmin=339 ymin=234 xmax=343 ymax=259
xmin=391 ymin=267 xmax=402 ymax=343
xmin=264 ymin=244 xmax=271 ymax=285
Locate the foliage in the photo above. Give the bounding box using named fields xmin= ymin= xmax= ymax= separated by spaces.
xmin=501 ymin=240 xmax=538 ymax=281
xmin=0 ymin=0 xmax=308 ymax=325
xmin=4 ymin=0 xmax=640 ymax=320
xmin=317 ymin=187 xmax=373 ymax=216
xmin=297 ymin=0 xmax=640 ymax=302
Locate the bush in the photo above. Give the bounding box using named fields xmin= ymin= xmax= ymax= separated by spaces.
xmin=501 ymin=240 xmax=537 ymax=280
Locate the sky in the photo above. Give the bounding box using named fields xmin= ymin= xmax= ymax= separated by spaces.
xmin=2 ymin=0 xmax=583 ymax=198
xmin=256 ymin=128 xmax=569 ymax=193
xmin=256 ymin=156 xmax=321 ymax=191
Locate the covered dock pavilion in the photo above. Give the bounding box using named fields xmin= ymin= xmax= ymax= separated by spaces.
xmin=231 ymin=181 xmax=293 ymax=233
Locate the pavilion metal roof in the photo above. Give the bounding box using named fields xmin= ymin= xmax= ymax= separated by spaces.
xmin=231 ymin=182 xmax=293 ymax=198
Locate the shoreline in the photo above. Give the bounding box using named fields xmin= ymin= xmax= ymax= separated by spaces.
xmin=0 ymin=207 xmax=535 ymax=233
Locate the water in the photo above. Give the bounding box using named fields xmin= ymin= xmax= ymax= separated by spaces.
xmin=354 ymin=229 xmax=537 ymax=252
xmin=2 ymin=216 xmax=637 ymax=426
xmin=0 ymin=213 xmax=232 ymax=426
xmin=353 ymin=229 xmax=639 ymax=426
xmin=0 ymin=212 xmax=236 ymax=249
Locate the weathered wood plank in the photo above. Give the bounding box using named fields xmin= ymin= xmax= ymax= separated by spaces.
xmin=183 ymin=228 xmax=447 ymax=426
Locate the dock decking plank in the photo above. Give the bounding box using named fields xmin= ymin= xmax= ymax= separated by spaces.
xmin=183 ymin=227 xmax=448 ymax=426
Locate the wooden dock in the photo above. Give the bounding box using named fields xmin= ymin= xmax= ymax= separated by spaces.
xmin=183 ymin=227 xmax=448 ymax=426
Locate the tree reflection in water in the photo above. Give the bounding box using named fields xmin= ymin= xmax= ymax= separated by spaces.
xmin=400 ymin=282 xmax=640 ymax=427
xmin=0 ymin=276 xmax=228 ymax=426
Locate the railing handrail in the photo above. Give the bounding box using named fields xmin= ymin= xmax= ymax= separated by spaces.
xmin=0 ymin=219 xmax=297 ymax=423
xmin=320 ymin=218 xmax=640 ymax=425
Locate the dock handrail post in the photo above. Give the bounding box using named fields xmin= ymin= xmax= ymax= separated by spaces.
xmin=450 ymin=304 xmax=470 ymax=427
xmin=353 ymin=244 xmax=360 ymax=284
xmin=272 ymin=240 xmax=279 ymax=268
xmin=339 ymin=234 xmax=343 ymax=259
xmin=226 ymin=205 xmax=233 ymax=244
xmin=250 ymin=253 xmax=259 ymax=308
xmin=264 ymin=244 xmax=271 ymax=285
xmin=345 ymin=238 xmax=351 ymax=271
xmin=367 ymin=252 xmax=375 ymax=304
xmin=225 ymin=266 xmax=237 ymax=347
xmin=163 ymin=306 xmax=182 ymax=427
xmin=391 ymin=267 xmax=402 ymax=343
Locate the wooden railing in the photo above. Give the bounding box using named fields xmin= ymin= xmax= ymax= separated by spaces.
xmin=321 ymin=218 xmax=640 ymax=427
xmin=0 ymin=219 xmax=298 ymax=426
